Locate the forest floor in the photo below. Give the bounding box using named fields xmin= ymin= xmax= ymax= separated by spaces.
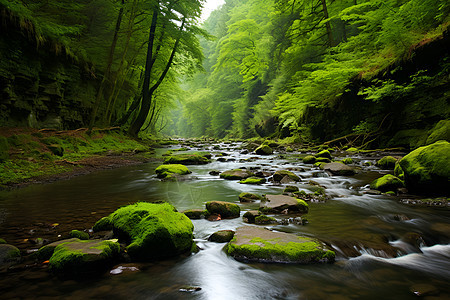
xmin=0 ymin=127 xmax=164 ymax=189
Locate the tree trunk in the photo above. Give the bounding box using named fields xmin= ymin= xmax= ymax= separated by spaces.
xmin=88 ymin=0 xmax=125 ymax=132
xmin=320 ymin=0 xmax=334 ymax=47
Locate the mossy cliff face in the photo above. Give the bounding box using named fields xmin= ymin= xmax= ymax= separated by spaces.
xmin=93 ymin=202 xmax=194 ymax=260
xmin=398 ymin=140 xmax=450 ymax=195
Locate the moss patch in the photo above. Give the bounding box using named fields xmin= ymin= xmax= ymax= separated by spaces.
xmin=155 ymin=164 xmax=191 ymax=179
xmin=163 ymin=154 xmax=210 ymax=165
xmin=426 ymin=120 xmax=450 ymax=144
xmin=220 ymin=169 xmax=254 ymax=180
xmin=255 ymin=144 xmax=273 ymax=155
xmin=69 ymin=230 xmax=89 ymax=240
xmin=255 ymin=215 xmax=277 ymax=225
xmin=370 ymin=174 xmax=405 ymax=192
xmin=376 ymin=156 xmax=398 ymax=169
xmin=239 ymin=177 xmax=266 ymax=184
xmin=238 ymin=192 xmax=261 ymax=202
xmin=315 ymin=150 xmax=332 ymax=159
xmin=302 ymin=155 xmax=316 ymax=164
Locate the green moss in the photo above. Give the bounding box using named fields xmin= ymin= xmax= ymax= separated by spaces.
xmin=209 ymin=230 xmax=235 ymax=243
xmin=0 ymin=238 xmax=6 ymax=244
xmin=315 ymin=150 xmax=332 ymax=159
xmin=347 ymin=147 xmax=358 ymax=152
xmin=206 ymin=201 xmax=240 ymax=218
xmin=399 ymin=140 xmax=450 ymax=194
xmin=104 ymin=202 xmax=194 ymax=260
xmin=388 ymin=129 xmax=428 ymax=149
xmin=313 ymin=162 xmax=327 ymax=168
xmin=370 ymin=174 xmax=404 ymax=192
xmin=302 ymin=155 xmax=316 ymax=164
xmin=239 ymin=177 xmax=266 ymax=184
xmin=238 ymin=192 xmax=261 ymax=202
xmin=155 ymin=164 xmax=191 ymax=179
xmin=427 ymin=120 xmax=450 ymax=145
xmin=315 ymin=157 xmax=331 ymax=163
xmin=92 ymin=217 xmax=112 ymax=232
xmin=163 ymin=154 xmax=210 ymax=165
xmin=183 ymin=209 xmax=209 ymax=219
xmin=242 ymin=211 xmax=261 ymax=223
xmin=284 ymin=185 xmax=299 ymax=193
xmin=342 ymin=158 xmax=353 ymax=164
xmin=220 ymin=169 xmax=254 ymax=180
xmin=255 ymin=144 xmax=273 ymax=155
xmin=273 ymin=170 xmax=300 ymax=182
xmin=255 ymin=215 xmax=277 ymax=225
xmin=70 ymin=230 xmax=89 ymax=240
xmin=286 ymin=146 xmax=294 ymax=152
xmin=376 ymin=156 xmax=398 ymax=169
xmin=394 ymin=163 xmax=404 ymax=180
xmin=0 ymin=137 xmax=9 ymax=162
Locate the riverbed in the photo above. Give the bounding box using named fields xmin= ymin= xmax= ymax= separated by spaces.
xmin=0 ymin=142 xmax=449 ymax=299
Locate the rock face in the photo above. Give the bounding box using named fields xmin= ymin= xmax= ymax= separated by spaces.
xmin=398 ymin=140 xmax=450 ymax=195
xmin=220 ymin=169 xmax=254 ymax=180
xmin=45 ymin=239 xmax=120 ymax=276
xmin=163 ymin=154 xmax=210 ymax=165
xmin=155 ymin=164 xmax=191 ymax=179
xmin=255 ymin=144 xmax=273 ymax=155
xmin=209 ymin=230 xmax=235 ymax=243
xmin=206 ymin=201 xmax=240 ymax=219
xmin=273 ymin=170 xmax=301 ymax=182
xmin=260 ymin=195 xmax=308 ymax=214
xmin=226 ymin=226 xmax=335 ymax=264
xmin=323 ymin=162 xmax=356 ymax=176
xmin=370 ymin=174 xmax=404 ymax=192
xmin=93 ymin=202 xmax=194 ymax=260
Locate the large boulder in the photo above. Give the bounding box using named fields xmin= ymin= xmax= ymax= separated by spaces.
xmin=273 ymin=170 xmax=301 ymax=182
xmin=38 ymin=238 xmax=119 ymax=276
xmin=206 ymin=201 xmax=240 ymax=219
xmin=370 ymin=174 xmax=405 ymax=192
xmin=226 ymin=226 xmax=335 ymax=264
xmin=220 ymin=169 xmax=254 ymax=180
xmin=323 ymin=163 xmax=356 ymax=176
xmin=155 ymin=164 xmax=191 ymax=179
xmin=255 ymin=144 xmax=273 ymax=155
xmin=163 ymin=154 xmax=210 ymax=165
xmin=315 ymin=150 xmax=332 ymax=159
xmin=260 ymin=195 xmax=308 ymax=214
xmin=93 ymin=202 xmax=194 ymax=260
xmin=398 ymin=140 xmax=450 ymax=195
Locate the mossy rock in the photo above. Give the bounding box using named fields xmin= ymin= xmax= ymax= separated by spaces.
xmin=239 ymin=177 xmax=266 ymax=185
xmin=92 ymin=217 xmax=112 ymax=232
xmin=394 ymin=163 xmax=404 ymax=180
xmin=342 ymin=158 xmax=353 ymax=165
xmin=302 ymin=155 xmax=316 ymax=164
xmin=260 ymin=195 xmax=308 ymax=214
xmin=273 ymin=170 xmax=300 ymax=182
xmin=220 ymin=169 xmax=254 ymax=180
xmin=0 ymin=239 xmax=6 ymax=244
xmin=283 ymin=185 xmax=299 ymax=193
xmin=47 ymin=239 xmax=120 ymax=276
xmin=238 ymin=192 xmax=261 ymax=202
xmin=93 ymin=202 xmax=194 ymax=260
xmin=206 ymin=201 xmax=240 ymax=219
xmin=226 ymin=226 xmax=335 ymax=264
xmin=286 ymin=146 xmax=294 ymax=152
xmin=376 ymin=156 xmax=398 ymax=169
xmin=155 ymin=164 xmax=191 ymax=179
xmin=243 ymin=210 xmax=261 ymax=223
xmin=0 ymin=137 xmax=9 ymax=162
xmin=255 ymin=215 xmax=277 ymax=225
xmin=0 ymin=244 xmax=21 ymax=269
xmin=163 ymin=154 xmax=210 ymax=165
xmin=70 ymin=230 xmax=89 ymax=240
xmin=315 ymin=150 xmax=332 ymax=159
xmin=426 ymin=120 xmax=450 ymax=145
xmin=208 ymin=230 xmax=235 ymax=243
xmin=370 ymin=174 xmax=405 ymax=192
xmin=255 ymin=144 xmax=273 ymax=155
xmin=183 ymin=209 xmax=209 ymax=219
xmin=399 ymin=140 xmax=450 ymax=195
xmin=314 ymin=162 xmax=327 ymax=168
xmin=315 ymin=157 xmax=331 ymax=163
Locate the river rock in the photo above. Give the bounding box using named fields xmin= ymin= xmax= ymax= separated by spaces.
xmin=315 ymin=150 xmax=332 ymax=159
xmin=163 ymin=153 xmax=210 ymax=165
xmin=255 ymin=215 xmax=277 ymax=225
xmin=243 ymin=210 xmax=261 ymax=223
xmin=220 ymin=169 xmax=254 ymax=180
xmin=273 ymin=170 xmax=300 ymax=182
xmin=155 ymin=164 xmax=191 ymax=179
xmin=225 ymin=226 xmax=335 ymax=263
xmin=92 ymin=202 xmax=194 ymax=260
xmin=370 ymin=174 xmax=404 ymax=192
xmin=69 ymin=230 xmax=89 ymax=240
xmin=398 ymin=140 xmax=450 ymax=195
xmin=0 ymin=244 xmax=21 ymax=270
xmin=255 ymin=144 xmax=273 ymax=155
xmin=183 ymin=209 xmax=208 ymax=219
xmin=375 ymin=156 xmax=398 ymax=169
xmin=45 ymin=238 xmax=120 ymax=276
xmin=302 ymin=155 xmax=316 ymax=164
xmin=260 ymin=195 xmax=308 ymax=214
xmin=323 ymin=162 xmax=356 ymax=176
xmin=208 ymin=230 xmax=235 ymax=243
xmin=283 ymin=185 xmax=299 ymax=193
xmin=205 ymin=201 xmax=240 ymax=219
xmin=239 ymin=177 xmax=266 ymax=184
xmin=238 ymin=192 xmax=261 ymax=202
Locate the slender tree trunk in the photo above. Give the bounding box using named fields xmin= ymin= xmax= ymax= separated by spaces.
xmin=88 ymin=0 xmax=125 ymax=132
xmin=128 ymin=16 xmax=185 ymax=137
xmin=320 ymin=0 xmax=334 ymax=47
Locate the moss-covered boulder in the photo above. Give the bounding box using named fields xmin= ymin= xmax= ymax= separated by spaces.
xmin=243 ymin=210 xmax=261 ymax=223
xmin=155 ymin=164 xmax=191 ymax=179
xmin=273 ymin=170 xmax=300 ymax=182
xmin=163 ymin=154 xmax=210 ymax=165
xmin=183 ymin=209 xmax=209 ymax=219
xmin=255 ymin=144 xmax=273 ymax=155
xmin=226 ymin=226 xmax=335 ymax=264
xmin=206 ymin=201 xmax=240 ymax=219
xmin=238 ymin=192 xmax=261 ymax=202
xmin=426 ymin=120 xmax=450 ymax=145
xmin=70 ymin=230 xmax=89 ymax=240
xmin=260 ymin=195 xmax=308 ymax=214
xmin=302 ymin=155 xmax=316 ymax=164
xmin=239 ymin=177 xmax=266 ymax=184
xmin=315 ymin=150 xmax=332 ymax=159
xmin=0 ymin=243 xmax=21 ymax=269
xmin=342 ymin=158 xmax=353 ymax=165
xmin=376 ymin=156 xmax=398 ymax=169
xmin=370 ymin=174 xmax=405 ymax=192
xmin=0 ymin=137 xmax=9 ymax=162
xmin=220 ymin=169 xmax=254 ymax=180
xmin=255 ymin=215 xmax=277 ymax=225
xmin=398 ymin=140 xmax=450 ymax=195
xmin=93 ymin=202 xmax=194 ymax=260
xmin=209 ymin=230 xmax=235 ymax=243
xmin=44 ymin=238 xmax=120 ymax=276
xmin=323 ymin=162 xmax=356 ymax=176
xmin=283 ymin=185 xmax=299 ymax=193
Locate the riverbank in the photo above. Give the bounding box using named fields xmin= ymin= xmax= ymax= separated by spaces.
xmin=0 ymin=127 xmax=162 ymax=189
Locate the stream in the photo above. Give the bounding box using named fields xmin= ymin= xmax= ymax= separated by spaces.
xmin=0 ymin=142 xmax=449 ymax=299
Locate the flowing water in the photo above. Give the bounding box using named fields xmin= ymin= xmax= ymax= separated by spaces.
xmin=0 ymin=142 xmax=449 ymax=299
